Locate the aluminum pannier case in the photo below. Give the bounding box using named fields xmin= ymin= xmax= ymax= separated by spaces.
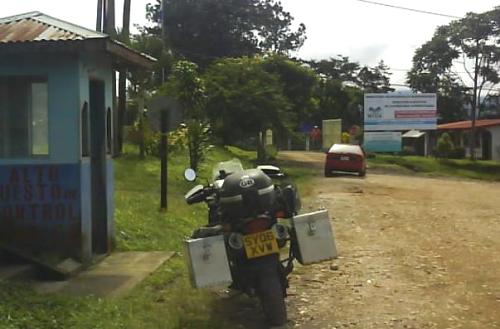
xmin=292 ymin=209 xmax=338 ymax=265
xmin=184 ymin=235 xmax=233 ymax=288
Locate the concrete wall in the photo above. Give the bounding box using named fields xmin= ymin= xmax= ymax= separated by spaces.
xmin=487 ymin=126 xmax=500 ymax=161
xmin=0 ymin=52 xmax=115 ymax=263
xmin=0 ymin=54 xmax=80 ymax=164
xmin=0 ymin=54 xmax=83 ymax=258
xmin=78 ymin=54 xmax=115 ymax=261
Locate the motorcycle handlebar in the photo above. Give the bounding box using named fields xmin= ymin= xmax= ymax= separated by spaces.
xmin=186 ymin=186 xmax=214 ymax=205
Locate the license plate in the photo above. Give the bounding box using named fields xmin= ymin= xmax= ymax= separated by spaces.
xmin=243 ymin=230 xmax=279 ymax=259
xmin=340 ymin=156 xmax=350 ymax=161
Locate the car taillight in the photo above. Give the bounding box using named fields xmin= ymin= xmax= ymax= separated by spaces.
xmin=244 ymin=217 xmax=271 ymax=234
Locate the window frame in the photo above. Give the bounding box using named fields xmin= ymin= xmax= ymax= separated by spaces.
xmin=0 ymin=76 xmax=49 ymax=159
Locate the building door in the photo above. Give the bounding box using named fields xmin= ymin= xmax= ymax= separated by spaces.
xmin=482 ymin=130 xmax=492 ymax=160
xmin=89 ymin=80 xmax=108 ymax=254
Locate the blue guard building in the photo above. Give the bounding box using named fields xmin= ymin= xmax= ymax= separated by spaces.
xmin=0 ymin=12 xmax=155 ymax=267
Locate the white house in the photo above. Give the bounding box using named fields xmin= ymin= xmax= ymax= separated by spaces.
xmin=437 ymin=119 xmax=500 ymax=161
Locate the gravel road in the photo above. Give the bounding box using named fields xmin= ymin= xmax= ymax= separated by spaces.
xmin=213 ymin=152 xmax=500 ymax=329
xmin=281 ymin=151 xmax=500 ymax=329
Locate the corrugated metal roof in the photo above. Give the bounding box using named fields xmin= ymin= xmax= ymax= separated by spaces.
xmin=0 ymin=11 xmax=106 ymax=43
xmin=402 ymin=130 xmax=426 ymax=138
xmin=438 ymin=119 xmax=500 ymax=130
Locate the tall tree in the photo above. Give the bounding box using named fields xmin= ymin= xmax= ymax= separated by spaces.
xmin=308 ymin=56 xmax=360 ymax=84
xmin=204 ymin=57 xmax=291 ymax=161
xmin=308 ymin=57 xmax=391 ymax=128
xmin=358 ymin=61 xmax=394 ymax=93
xmin=408 ymin=8 xmax=500 ymax=159
xmin=262 ymin=55 xmax=318 ymax=127
xmin=161 ymin=61 xmax=210 ymax=171
xmin=256 ymin=1 xmax=306 ymax=54
xmin=312 ymin=80 xmax=363 ymax=129
xmin=128 ymin=32 xmax=174 ymax=94
xmin=145 ymin=0 xmax=306 ymax=66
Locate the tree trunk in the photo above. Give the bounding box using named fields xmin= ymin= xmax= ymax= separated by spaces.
xmin=469 ymin=51 xmax=480 ymax=161
xmin=256 ymin=130 xmax=266 ymax=163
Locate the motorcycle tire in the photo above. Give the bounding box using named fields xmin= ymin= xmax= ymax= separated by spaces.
xmin=257 ymin=269 xmax=287 ymax=327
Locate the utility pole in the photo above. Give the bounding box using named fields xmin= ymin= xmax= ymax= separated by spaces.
xmin=96 ymin=0 xmax=115 ymax=36
xmin=161 ymin=0 xmax=167 ymax=41
xmin=117 ymin=0 xmax=132 ymax=155
xmin=96 ymin=0 xmax=103 ymax=31
xmin=105 ymin=0 xmax=116 ymax=36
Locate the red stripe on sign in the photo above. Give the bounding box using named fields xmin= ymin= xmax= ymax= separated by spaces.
xmin=395 ymin=110 xmax=436 ymax=118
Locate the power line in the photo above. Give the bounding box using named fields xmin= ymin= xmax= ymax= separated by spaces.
xmin=350 ymin=0 xmax=461 ymax=19
xmin=391 ymin=81 xmax=500 ymax=92
xmin=391 ymin=67 xmax=470 ymax=74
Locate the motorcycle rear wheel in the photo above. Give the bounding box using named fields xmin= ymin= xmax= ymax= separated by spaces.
xmin=257 ymin=269 xmax=287 ymax=326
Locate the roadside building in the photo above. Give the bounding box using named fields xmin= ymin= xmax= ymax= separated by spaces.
xmin=0 ymin=11 xmax=155 ymax=269
xmin=437 ymin=119 xmax=500 ymax=160
xmin=401 ymin=129 xmax=428 ymax=156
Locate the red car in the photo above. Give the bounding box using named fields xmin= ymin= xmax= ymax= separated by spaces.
xmin=324 ymin=144 xmax=366 ymax=177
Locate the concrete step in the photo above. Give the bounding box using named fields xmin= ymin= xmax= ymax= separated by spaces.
xmin=1 ymin=245 xmax=82 ymax=279
xmin=0 ymin=264 xmax=33 ymax=281
xmin=33 ymin=251 xmax=175 ymax=297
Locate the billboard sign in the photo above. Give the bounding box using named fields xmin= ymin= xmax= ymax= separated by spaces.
xmin=364 ymin=93 xmax=437 ymax=131
xmin=364 ymin=132 xmax=402 ymax=152
xmin=322 ymin=119 xmax=342 ymax=150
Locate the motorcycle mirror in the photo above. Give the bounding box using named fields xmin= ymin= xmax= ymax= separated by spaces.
xmin=184 ymin=168 xmax=197 ymax=182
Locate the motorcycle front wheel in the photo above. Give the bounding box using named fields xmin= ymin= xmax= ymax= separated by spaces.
xmin=256 ymin=268 xmax=287 ymax=326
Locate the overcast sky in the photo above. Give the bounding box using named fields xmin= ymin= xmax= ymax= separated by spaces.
xmin=3 ymin=0 xmax=499 ymax=88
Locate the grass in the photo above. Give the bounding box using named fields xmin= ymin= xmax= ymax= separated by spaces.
xmin=368 ymin=154 xmax=500 ymax=181
xmin=0 ymin=145 xmax=314 ymax=329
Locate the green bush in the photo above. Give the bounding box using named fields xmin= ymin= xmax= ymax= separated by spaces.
xmin=125 ymin=121 xmax=187 ymax=158
xmin=436 ymin=133 xmax=454 ymax=158
xmin=450 ymin=146 xmax=466 ymax=159
xmin=264 ymin=145 xmax=278 ymax=160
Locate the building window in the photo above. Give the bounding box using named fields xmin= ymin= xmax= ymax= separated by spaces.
xmin=106 ymin=107 xmax=112 ymax=155
xmin=81 ymin=101 xmax=90 ymax=157
xmin=0 ymin=77 xmax=49 ymax=158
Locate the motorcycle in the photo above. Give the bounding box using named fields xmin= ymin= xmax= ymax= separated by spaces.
xmin=183 ymin=159 xmax=301 ymax=326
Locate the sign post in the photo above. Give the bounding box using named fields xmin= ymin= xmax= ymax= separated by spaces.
xmin=160 ymin=111 xmax=168 ymax=210
xmin=149 ymin=96 xmax=182 ymax=211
